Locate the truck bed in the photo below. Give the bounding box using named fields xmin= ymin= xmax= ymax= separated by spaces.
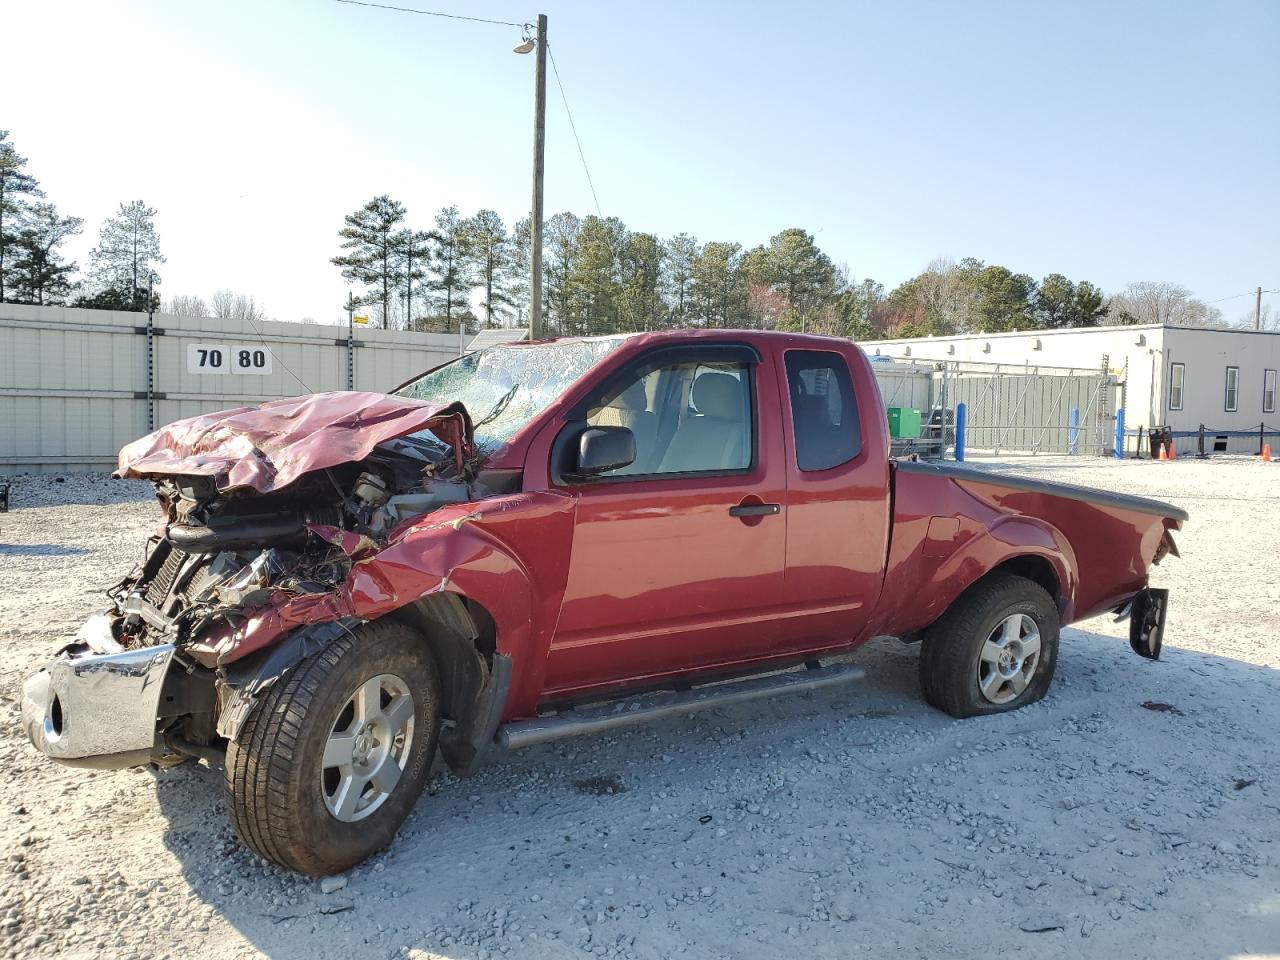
xmin=870 ymin=459 xmax=1186 ymax=639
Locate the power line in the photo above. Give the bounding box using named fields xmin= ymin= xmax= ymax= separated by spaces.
xmin=548 ymin=46 xmax=602 ymax=218
xmin=241 ymin=311 xmax=315 ymax=393
xmin=1205 ymin=288 xmax=1278 ymax=305
xmin=333 ymin=0 xmax=525 ymax=28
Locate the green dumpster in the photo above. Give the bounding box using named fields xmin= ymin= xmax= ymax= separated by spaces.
xmin=887 ymin=407 xmax=922 ymax=439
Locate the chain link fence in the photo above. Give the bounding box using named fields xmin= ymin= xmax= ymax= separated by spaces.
xmin=871 ymin=358 xmax=1118 ymax=458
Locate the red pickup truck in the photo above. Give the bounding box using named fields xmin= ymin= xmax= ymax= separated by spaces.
xmin=22 ymin=330 xmax=1185 ymax=875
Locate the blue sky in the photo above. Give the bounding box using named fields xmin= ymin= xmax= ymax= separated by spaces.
xmin=7 ymin=0 xmax=1278 ymax=324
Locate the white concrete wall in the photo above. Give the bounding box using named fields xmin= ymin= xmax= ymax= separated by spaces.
xmin=0 ymin=305 xmax=461 ymax=473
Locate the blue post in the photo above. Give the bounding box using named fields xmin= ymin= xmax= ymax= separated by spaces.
xmin=955 ymin=402 xmax=967 ymax=462
xmin=1068 ymin=407 xmax=1080 ymax=455
xmin=1114 ymin=408 xmax=1125 ymax=459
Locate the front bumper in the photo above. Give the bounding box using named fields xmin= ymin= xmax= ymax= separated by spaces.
xmin=21 ymin=615 xmax=175 ymax=769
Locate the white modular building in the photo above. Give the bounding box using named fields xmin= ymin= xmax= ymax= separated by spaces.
xmin=866 ymin=324 xmax=1280 ymax=456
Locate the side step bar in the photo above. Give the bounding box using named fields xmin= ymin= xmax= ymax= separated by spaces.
xmin=498 ymin=662 xmax=865 ymax=751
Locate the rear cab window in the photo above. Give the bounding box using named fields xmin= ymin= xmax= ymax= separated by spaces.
xmin=784 ymin=350 xmax=861 ymax=471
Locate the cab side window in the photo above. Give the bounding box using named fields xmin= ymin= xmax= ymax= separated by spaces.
xmin=584 ymin=360 xmax=754 ymax=477
xmin=585 ymin=368 xmax=662 ymax=474
xmin=785 ymin=350 xmax=860 ymax=471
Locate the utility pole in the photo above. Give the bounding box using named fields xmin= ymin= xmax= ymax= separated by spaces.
xmin=1256 ymin=286 xmax=1263 ymax=331
xmin=529 ymin=13 xmax=547 ymax=341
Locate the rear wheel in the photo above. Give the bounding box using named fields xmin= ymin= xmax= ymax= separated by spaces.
xmin=919 ymin=573 xmax=1059 ymax=718
xmin=224 ymin=621 xmax=440 ymax=875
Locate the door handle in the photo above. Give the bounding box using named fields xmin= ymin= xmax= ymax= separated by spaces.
xmin=729 ymin=503 xmax=780 ymax=518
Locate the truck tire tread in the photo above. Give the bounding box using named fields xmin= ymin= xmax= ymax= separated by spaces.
xmin=224 ymin=621 xmax=440 ymax=875
xmin=918 ymin=572 xmax=1059 ymax=719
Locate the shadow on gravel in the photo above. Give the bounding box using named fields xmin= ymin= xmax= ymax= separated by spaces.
xmin=151 ymin=626 xmax=1280 ymax=960
xmin=0 ymin=544 xmax=91 ymax=557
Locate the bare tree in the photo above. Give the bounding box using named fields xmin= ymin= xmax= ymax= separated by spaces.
xmin=166 ymin=295 xmax=209 ymax=317
xmin=210 ymin=289 xmax=269 ymax=323
xmin=1236 ymin=303 xmax=1277 ymax=331
xmin=1107 ymin=281 xmax=1222 ymax=327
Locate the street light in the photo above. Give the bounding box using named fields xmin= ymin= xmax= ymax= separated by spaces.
xmin=333 ymin=2 xmax=547 ymax=340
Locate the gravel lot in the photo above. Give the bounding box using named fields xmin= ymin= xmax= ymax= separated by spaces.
xmin=1 ymin=457 xmax=1277 ymax=960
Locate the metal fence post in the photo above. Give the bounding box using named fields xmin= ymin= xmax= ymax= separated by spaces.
xmin=346 ymin=312 xmax=354 ymax=391
xmin=1068 ymin=407 xmax=1079 ymax=455
xmin=1197 ymin=423 xmax=1206 ymax=458
xmin=955 ymin=402 xmax=967 ymax=462
xmin=146 ymin=294 xmax=156 ymax=432
xmin=1114 ymin=408 xmax=1125 ymax=459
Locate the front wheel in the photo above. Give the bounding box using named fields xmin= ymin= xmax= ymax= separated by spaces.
xmin=224 ymin=621 xmax=440 ymax=875
xmin=918 ymin=573 xmax=1059 ymax=718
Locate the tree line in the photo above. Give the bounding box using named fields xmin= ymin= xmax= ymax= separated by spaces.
xmin=0 ymin=129 xmax=262 ymax=317
xmin=0 ymin=127 xmax=1241 ymax=334
xmin=333 ymin=195 xmax=1232 ymax=338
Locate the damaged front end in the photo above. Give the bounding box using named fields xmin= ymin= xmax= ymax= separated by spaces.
xmin=21 ymin=392 xmax=488 ymax=770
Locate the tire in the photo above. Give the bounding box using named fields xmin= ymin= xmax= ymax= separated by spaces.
xmin=919 ymin=573 xmax=1059 ymax=719
xmin=224 ymin=621 xmax=440 ymax=875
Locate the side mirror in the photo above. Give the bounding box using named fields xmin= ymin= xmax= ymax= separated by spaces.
xmin=574 ymin=426 xmax=635 ymax=477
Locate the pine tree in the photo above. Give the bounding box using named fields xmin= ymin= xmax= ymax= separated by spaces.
xmin=566 ymin=216 xmax=625 ymax=336
xmin=0 ymin=131 xmax=45 ymax=303
xmin=462 ymin=210 xmax=513 ymax=328
xmin=508 ymin=215 xmax=533 ymax=323
xmin=543 ymin=212 xmax=580 ymax=336
xmin=331 ymin=195 xmax=407 ymax=328
xmin=427 ymin=206 xmax=470 ymax=331
xmin=618 ymin=231 xmax=663 ymax=331
xmin=9 ymin=203 xmax=81 ymax=305
xmin=690 ymin=241 xmax=746 ymax=328
xmin=751 ymin=228 xmax=837 ymax=327
xmin=395 ymin=228 xmax=435 ymax=330
xmin=662 ymin=233 xmax=697 ymax=328
xmin=85 ymin=200 xmax=165 ymax=310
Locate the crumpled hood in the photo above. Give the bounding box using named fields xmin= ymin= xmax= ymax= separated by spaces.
xmin=115 ymin=391 xmax=472 ymax=493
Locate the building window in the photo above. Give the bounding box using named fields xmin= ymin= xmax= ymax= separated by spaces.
xmin=1224 ymin=366 xmax=1239 ymax=413
xmin=1169 ymin=363 xmax=1184 ymax=411
xmin=1265 ymin=369 xmax=1277 ymax=415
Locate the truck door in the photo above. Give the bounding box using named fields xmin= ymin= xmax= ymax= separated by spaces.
xmin=779 ymin=347 xmax=890 ymax=642
xmin=541 ymin=343 xmax=790 ymax=698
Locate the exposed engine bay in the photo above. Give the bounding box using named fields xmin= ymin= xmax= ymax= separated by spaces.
xmin=108 ymin=433 xmax=476 ymax=656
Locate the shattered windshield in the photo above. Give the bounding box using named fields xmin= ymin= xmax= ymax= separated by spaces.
xmin=395 ymin=337 xmax=631 ymax=452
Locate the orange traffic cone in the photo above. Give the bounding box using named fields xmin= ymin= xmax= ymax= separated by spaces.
xmin=1264 ymin=443 xmax=1272 ymax=462
xmin=1168 ymin=441 xmax=1176 ymax=460
xmin=1157 ymin=443 xmax=1167 ymax=461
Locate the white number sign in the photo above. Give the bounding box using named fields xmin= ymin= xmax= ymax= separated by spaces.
xmin=231 ymin=346 xmax=273 ymax=375
xmin=186 ymin=343 xmax=273 ymax=375
xmin=187 ymin=343 xmax=227 ymax=374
